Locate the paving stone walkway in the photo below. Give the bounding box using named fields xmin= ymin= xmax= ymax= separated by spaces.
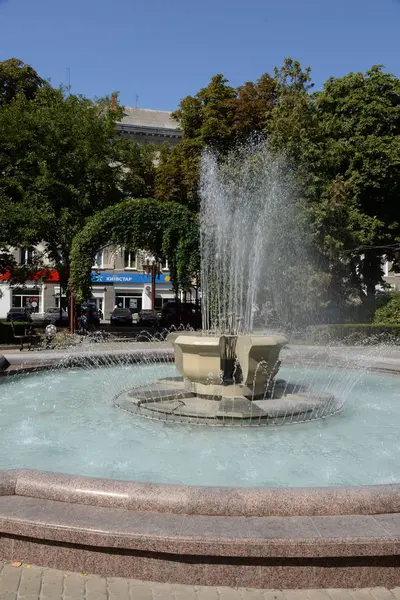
xmin=0 ymin=562 xmax=399 ymax=600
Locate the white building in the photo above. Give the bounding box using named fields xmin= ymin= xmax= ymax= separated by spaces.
xmin=0 ymin=246 xmax=176 ymax=320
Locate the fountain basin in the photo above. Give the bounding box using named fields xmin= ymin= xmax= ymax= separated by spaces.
xmin=0 ymin=347 xmax=400 ymax=588
xmin=1 ymin=352 xmax=400 ymax=486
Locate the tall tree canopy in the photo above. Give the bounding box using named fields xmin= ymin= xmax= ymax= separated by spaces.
xmin=0 ymin=59 xmax=157 ymax=290
xmin=266 ymin=58 xmax=315 ymax=161
xmin=306 ymin=66 xmax=400 ymax=312
xmin=156 ymin=59 xmax=400 ymax=317
xmin=0 ymin=84 xmax=124 ymax=289
xmin=155 ymin=72 xmax=277 ymax=210
xmin=261 ymin=62 xmax=400 ymax=317
xmin=69 ymin=199 xmax=199 ymax=303
xmin=0 ymin=58 xmax=46 ymax=106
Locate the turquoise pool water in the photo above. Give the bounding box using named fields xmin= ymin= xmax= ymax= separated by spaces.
xmin=1 ymin=364 xmax=399 ymax=487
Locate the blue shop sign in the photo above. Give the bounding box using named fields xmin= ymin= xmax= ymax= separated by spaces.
xmin=91 ymin=272 xmax=172 ymax=284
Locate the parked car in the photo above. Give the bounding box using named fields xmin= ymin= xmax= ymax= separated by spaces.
xmin=138 ymin=309 xmax=160 ymax=327
xmin=110 ymin=307 xmax=133 ymax=326
xmin=160 ymin=301 xmax=201 ymax=329
xmin=6 ymin=307 xmax=33 ymax=323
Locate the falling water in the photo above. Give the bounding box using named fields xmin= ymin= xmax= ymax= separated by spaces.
xmin=199 ymin=141 xmax=304 ymax=335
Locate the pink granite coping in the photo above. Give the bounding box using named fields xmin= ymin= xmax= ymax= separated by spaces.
xmin=0 ymin=494 xmax=399 ymax=558
xmin=1 ymin=470 xmax=400 ymax=587
xmin=1 ymin=469 xmax=400 ymax=517
xmin=0 ymin=483 xmax=399 ymax=587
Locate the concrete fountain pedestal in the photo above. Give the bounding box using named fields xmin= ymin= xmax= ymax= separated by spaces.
xmin=115 ymin=333 xmax=339 ymax=425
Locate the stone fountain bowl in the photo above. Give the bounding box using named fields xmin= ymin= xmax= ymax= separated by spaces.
xmin=115 ymin=332 xmax=342 ymax=425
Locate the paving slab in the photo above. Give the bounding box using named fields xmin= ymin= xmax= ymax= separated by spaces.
xmin=0 ymin=561 xmax=398 ymax=600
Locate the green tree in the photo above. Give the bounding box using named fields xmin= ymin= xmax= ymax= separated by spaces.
xmin=0 ymin=58 xmax=49 ymax=278
xmin=173 ymin=74 xmax=237 ymax=150
xmin=308 ymin=66 xmax=400 ymax=309
xmin=155 ymin=72 xmax=277 ymax=209
xmin=267 ymin=58 xmax=315 ymax=161
xmin=0 ymin=58 xmax=46 ymax=106
xmin=231 ymin=73 xmax=277 ymax=140
xmin=155 ymin=138 xmax=203 ymax=210
xmin=0 ymin=60 xmax=163 ymax=295
xmin=69 ymin=198 xmax=200 ymax=302
xmin=0 ymin=84 xmax=126 ymax=292
xmin=114 ymin=137 xmax=158 ymax=198
xmin=373 ymin=292 xmax=400 ymax=325
xmin=267 ymin=62 xmax=400 ymax=317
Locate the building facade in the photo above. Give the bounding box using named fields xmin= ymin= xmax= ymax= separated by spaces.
xmin=1 ymin=249 xmax=398 ymax=321
xmin=87 ymin=248 xmax=175 ymax=319
xmin=0 ymin=246 xmax=176 ymax=321
xmin=116 ymin=107 xmax=182 ymax=147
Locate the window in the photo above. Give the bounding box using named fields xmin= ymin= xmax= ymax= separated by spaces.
xmin=12 ymin=287 xmax=41 ymax=313
xmin=19 ymin=248 xmax=34 ymax=265
xmin=115 ymin=295 xmax=142 ymax=313
xmin=93 ymin=251 xmax=103 ymax=268
xmin=124 ymin=250 xmax=137 ymax=269
xmin=54 ymin=288 xmax=67 ymax=310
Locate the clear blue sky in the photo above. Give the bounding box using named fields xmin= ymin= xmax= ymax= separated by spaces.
xmin=0 ymin=0 xmax=399 ymax=111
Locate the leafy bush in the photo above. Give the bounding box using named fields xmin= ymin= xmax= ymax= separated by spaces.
xmin=373 ymin=292 xmax=400 ymax=325
xmin=306 ymin=323 xmax=400 ymax=345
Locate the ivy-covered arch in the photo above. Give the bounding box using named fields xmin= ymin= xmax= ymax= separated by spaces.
xmin=69 ymin=198 xmax=199 ymax=303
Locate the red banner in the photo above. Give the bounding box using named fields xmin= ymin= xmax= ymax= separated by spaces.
xmin=0 ymin=269 xmax=60 ymax=282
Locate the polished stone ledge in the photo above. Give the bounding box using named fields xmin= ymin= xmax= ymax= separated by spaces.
xmin=1 ymin=471 xmax=400 ymax=587
xmin=1 ymin=469 xmax=400 ymax=518
xmin=0 ymin=495 xmax=399 ymax=559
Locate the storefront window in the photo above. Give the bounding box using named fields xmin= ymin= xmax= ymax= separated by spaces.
xmin=115 ymin=295 xmax=142 ymax=313
xmin=12 ymin=287 xmax=41 ymax=313
xmin=54 ymin=295 xmax=68 ymax=310
xmin=91 ymin=298 xmax=104 ymax=319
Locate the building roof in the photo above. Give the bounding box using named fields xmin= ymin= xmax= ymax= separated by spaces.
xmin=120 ymin=107 xmax=180 ymax=131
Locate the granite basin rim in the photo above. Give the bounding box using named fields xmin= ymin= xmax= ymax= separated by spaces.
xmin=1 ymin=469 xmax=400 ymax=517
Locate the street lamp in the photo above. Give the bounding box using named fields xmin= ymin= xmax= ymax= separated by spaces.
xmin=144 ymin=259 xmax=162 ymax=311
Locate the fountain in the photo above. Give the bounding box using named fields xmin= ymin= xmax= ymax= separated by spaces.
xmin=0 ymin=143 xmax=400 ymax=588
xmin=115 ymin=144 xmax=342 ymax=425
